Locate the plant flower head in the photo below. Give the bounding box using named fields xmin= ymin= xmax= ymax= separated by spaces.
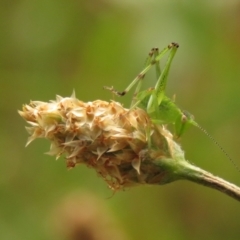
xmin=18 ymin=41 xmax=240 ymax=200
xmin=18 ymin=92 xmax=184 ymax=190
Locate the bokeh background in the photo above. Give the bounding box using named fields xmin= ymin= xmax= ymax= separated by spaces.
xmin=1 ymin=0 xmax=240 ymax=239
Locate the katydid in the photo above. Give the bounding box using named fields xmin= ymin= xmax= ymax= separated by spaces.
xmin=104 ymin=43 xmax=194 ymax=137
xmin=104 ymin=42 xmax=239 ymax=171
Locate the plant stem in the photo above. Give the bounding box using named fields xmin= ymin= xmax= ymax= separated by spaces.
xmin=177 ymin=162 xmax=240 ymax=202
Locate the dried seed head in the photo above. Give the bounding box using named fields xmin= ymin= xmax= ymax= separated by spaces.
xmin=18 ymin=93 xmax=180 ymax=190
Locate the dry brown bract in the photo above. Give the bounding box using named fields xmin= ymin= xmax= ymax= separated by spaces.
xmin=19 ymin=92 xmax=175 ymax=190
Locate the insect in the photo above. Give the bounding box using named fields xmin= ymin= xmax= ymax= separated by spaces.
xmin=104 ymin=42 xmax=239 ymax=171
xmin=104 ymin=43 xmax=196 ymax=137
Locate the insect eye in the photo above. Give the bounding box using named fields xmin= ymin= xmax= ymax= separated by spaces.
xmin=181 ymin=114 xmax=188 ymax=123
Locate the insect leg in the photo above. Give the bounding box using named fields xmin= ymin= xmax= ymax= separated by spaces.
xmin=130 ymin=48 xmax=159 ymax=107
xmin=147 ymin=42 xmax=179 ymax=113
xmin=103 ymin=45 xmax=171 ymax=99
xmin=153 ymin=47 xmax=161 ymax=79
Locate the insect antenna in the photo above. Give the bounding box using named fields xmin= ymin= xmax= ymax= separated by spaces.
xmin=194 ymin=122 xmax=240 ymax=173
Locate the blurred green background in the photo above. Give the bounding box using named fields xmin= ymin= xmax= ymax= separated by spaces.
xmin=1 ymin=0 xmax=240 ymax=239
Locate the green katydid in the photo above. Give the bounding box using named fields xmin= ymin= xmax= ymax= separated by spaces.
xmin=104 ymin=43 xmax=195 ymax=137
xmin=104 ymin=42 xmax=239 ymax=171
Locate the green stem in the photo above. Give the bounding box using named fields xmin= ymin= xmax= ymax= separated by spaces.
xmin=155 ymin=157 xmax=240 ymax=202
xmin=177 ymin=162 xmax=240 ymax=201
